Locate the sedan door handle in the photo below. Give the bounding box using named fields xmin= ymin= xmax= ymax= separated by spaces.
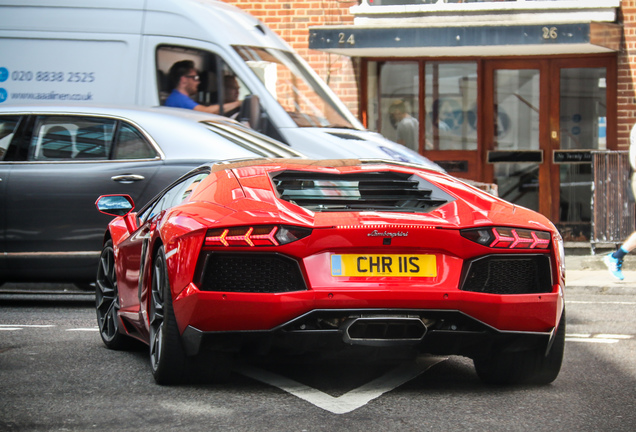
xmin=111 ymin=174 xmax=145 ymax=183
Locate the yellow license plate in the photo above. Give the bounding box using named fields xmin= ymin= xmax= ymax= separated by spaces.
xmin=331 ymin=254 xmax=437 ymax=277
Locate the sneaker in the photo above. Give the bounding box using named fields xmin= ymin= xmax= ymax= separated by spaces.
xmin=604 ymin=253 xmax=624 ymax=281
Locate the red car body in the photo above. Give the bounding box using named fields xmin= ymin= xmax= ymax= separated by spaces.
xmin=96 ymin=159 xmax=566 ymax=385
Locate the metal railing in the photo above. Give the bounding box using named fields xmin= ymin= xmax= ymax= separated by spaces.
xmin=591 ymin=151 xmax=636 ymax=254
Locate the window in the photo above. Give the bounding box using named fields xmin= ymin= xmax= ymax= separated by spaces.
xmin=29 ymin=116 xmax=116 ymax=161
xmin=235 ymin=46 xmax=354 ymax=129
xmin=558 ymin=67 xmax=607 ymax=225
xmin=25 ymin=116 xmax=156 ymax=161
xmin=378 ymin=62 xmax=419 ymax=152
xmin=367 ymin=61 xmax=478 ymax=153
xmin=113 ymin=123 xmax=157 ymax=160
xmin=425 ymin=62 xmax=478 ymax=151
xmin=0 ymin=116 xmax=20 ymax=160
xmin=156 ymin=45 xmax=249 ymax=117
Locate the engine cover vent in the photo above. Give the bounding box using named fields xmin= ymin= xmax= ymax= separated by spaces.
xmin=272 ymin=170 xmax=454 ymax=213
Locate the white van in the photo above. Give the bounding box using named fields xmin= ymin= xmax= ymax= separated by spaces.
xmin=0 ymin=0 xmax=441 ymax=170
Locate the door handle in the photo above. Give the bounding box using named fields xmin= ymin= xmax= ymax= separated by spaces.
xmin=111 ymin=174 xmax=145 ymax=183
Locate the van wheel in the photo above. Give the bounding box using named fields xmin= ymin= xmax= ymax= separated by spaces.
xmin=95 ymin=240 xmax=134 ymax=350
xmin=149 ymin=246 xmax=189 ymax=385
xmin=474 ymin=311 xmax=566 ymax=385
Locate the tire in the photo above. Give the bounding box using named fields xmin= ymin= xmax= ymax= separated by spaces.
xmin=149 ymin=246 xmax=189 ymax=385
xmin=95 ymin=240 xmax=134 ymax=350
xmin=474 ymin=310 xmax=566 ymax=385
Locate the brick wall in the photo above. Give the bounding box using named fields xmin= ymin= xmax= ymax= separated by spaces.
xmin=619 ymin=1 xmax=636 ymax=150
xmin=223 ymin=0 xmax=360 ymax=117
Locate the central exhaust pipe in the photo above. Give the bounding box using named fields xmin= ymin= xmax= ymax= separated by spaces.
xmin=341 ymin=316 xmax=427 ymax=347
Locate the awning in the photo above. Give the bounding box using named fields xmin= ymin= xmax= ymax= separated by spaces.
xmin=308 ymin=22 xmax=621 ymax=57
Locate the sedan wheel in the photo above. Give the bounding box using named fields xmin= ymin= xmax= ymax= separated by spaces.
xmin=149 ymin=246 xmax=188 ymax=384
xmin=95 ymin=240 xmax=132 ymax=350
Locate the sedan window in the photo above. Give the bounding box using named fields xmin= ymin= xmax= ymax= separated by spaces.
xmin=0 ymin=116 xmax=21 ymax=160
xmin=29 ymin=116 xmax=116 ymax=161
xmin=112 ymin=123 xmax=158 ymax=160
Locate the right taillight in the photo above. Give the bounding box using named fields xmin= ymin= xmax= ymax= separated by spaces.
xmin=461 ymin=227 xmax=550 ymax=250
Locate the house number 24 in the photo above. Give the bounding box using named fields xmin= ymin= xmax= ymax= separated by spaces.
xmin=338 ymin=33 xmax=355 ymax=45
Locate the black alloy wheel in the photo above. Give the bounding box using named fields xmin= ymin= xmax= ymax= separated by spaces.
xmin=95 ymin=240 xmax=133 ymax=350
xmin=149 ymin=245 xmax=188 ymax=384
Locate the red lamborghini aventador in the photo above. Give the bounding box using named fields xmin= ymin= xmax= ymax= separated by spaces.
xmin=95 ymin=158 xmax=566 ymax=385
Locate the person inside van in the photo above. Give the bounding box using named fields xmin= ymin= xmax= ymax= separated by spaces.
xmin=222 ymin=75 xmax=241 ymax=119
xmin=165 ymin=60 xmax=241 ymax=115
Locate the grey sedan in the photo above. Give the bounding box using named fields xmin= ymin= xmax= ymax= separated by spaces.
xmin=0 ymin=105 xmax=302 ymax=286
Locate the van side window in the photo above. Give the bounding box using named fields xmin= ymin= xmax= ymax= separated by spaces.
xmin=29 ymin=116 xmax=116 ymax=161
xmin=113 ymin=123 xmax=157 ymax=160
xmin=156 ymin=45 xmax=249 ymax=117
xmin=0 ymin=116 xmax=21 ymax=161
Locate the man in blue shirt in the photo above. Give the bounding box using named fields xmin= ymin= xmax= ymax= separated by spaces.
xmin=165 ymin=60 xmax=241 ymax=115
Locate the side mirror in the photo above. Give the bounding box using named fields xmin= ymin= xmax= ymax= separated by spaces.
xmin=96 ymin=195 xmax=134 ymax=217
xmin=237 ymin=94 xmax=261 ymax=131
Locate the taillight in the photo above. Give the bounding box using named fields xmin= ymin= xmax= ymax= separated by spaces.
xmin=204 ymin=225 xmax=311 ymax=247
xmin=461 ymin=227 xmax=550 ymax=249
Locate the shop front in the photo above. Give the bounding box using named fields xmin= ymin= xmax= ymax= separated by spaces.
xmin=309 ymin=1 xmax=621 ymax=240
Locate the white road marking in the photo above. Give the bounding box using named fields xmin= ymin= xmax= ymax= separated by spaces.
xmin=0 ymin=327 xmax=23 ymax=331
xmin=236 ymin=356 xmax=446 ymax=415
xmin=0 ymin=324 xmax=55 ymax=328
xmin=566 ymin=338 xmax=619 ymax=344
xmin=567 ymin=301 xmax=636 ymax=305
xmin=566 ymin=333 xmax=633 ymax=344
xmin=596 ymin=334 xmax=633 ymax=339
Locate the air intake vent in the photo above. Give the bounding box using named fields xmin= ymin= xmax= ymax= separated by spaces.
xmin=460 ymin=255 xmax=553 ymax=295
xmin=197 ymin=253 xmax=307 ymax=293
xmin=271 ymin=171 xmax=454 ymax=212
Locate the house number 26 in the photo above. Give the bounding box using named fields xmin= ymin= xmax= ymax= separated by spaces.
xmin=542 ymin=27 xmax=558 ymax=40
xmin=338 ymin=33 xmax=355 ymax=45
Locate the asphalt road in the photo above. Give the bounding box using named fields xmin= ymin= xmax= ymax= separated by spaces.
xmin=1 ymin=289 xmax=635 ymax=432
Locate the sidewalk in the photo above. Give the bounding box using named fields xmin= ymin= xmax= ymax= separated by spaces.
xmin=565 ymin=254 xmax=636 ymax=293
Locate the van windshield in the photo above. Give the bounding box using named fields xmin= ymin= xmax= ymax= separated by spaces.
xmin=234 ymin=46 xmax=355 ymax=129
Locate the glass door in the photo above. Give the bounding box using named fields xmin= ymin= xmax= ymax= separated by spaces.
xmin=553 ymin=58 xmax=612 ymax=240
xmin=484 ymin=58 xmax=613 ymax=239
xmin=484 ymin=60 xmax=550 ymax=216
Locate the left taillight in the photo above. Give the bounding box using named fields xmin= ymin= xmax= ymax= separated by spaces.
xmin=204 ymin=225 xmax=312 ymax=247
xmin=461 ymin=227 xmax=550 ymax=250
